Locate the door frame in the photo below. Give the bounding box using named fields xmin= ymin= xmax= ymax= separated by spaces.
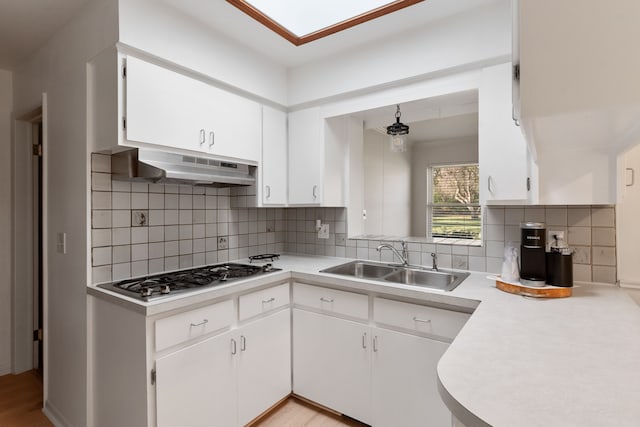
xmin=12 ymin=94 xmax=48 ymax=399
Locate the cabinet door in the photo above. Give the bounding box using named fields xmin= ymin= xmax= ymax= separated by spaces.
xmin=372 ymin=328 xmax=450 ymax=427
xmin=288 ymin=108 xmax=323 ymax=204
xmin=238 ymin=309 xmax=291 ymax=425
xmin=292 ymin=309 xmax=371 ymax=424
xmin=479 ymin=63 xmax=529 ymax=204
xmin=155 ymin=331 xmax=237 ymax=427
xmin=126 ymin=56 xmax=208 ymax=154
xmin=203 ymin=86 xmax=261 ymax=162
xmin=260 ymin=106 xmax=288 ymax=205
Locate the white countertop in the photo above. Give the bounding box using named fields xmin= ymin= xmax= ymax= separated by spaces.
xmin=87 ymin=254 xmax=640 ymax=426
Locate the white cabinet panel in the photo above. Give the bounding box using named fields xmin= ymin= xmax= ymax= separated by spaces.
xmin=125 ymin=56 xmax=260 ymax=162
xmin=293 ymin=282 xmax=368 ymax=320
xmin=155 ymin=330 xmax=237 ymax=427
xmin=126 ymin=56 xmax=207 ymax=154
xmin=238 ymin=310 xmax=291 ymax=425
xmin=374 ymin=297 xmax=470 ymax=341
xmin=155 ymin=298 xmax=234 ymax=351
xmin=372 ymin=328 xmax=450 ymax=427
xmin=292 ymin=309 xmax=372 ymax=424
xmin=260 ymin=106 xmax=288 ymax=205
xmin=239 ymin=283 xmax=290 ymax=321
xmin=288 ymin=108 xmax=323 ymax=204
xmin=479 ymin=63 xmax=529 ymax=204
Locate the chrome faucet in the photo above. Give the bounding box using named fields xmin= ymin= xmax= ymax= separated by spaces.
xmin=431 ymin=253 xmax=438 ymax=271
xmin=377 ymin=241 xmax=409 ymax=266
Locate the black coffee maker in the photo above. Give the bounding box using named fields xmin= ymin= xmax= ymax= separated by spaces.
xmin=520 ymin=222 xmax=546 ymax=286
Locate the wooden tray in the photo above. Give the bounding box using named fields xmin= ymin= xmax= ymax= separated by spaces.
xmin=495 ymin=278 xmax=572 ymax=298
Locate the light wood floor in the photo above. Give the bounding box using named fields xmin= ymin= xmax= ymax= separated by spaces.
xmin=0 ymin=370 xmax=52 ymax=427
xmin=0 ymin=371 xmax=364 ymax=427
xmin=254 ymin=397 xmax=368 ymax=427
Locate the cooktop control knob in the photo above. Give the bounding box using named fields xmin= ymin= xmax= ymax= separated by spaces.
xmin=141 ymin=288 xmax=153 ymax=298
xmin=160 ymin=285 xmax=171 ymax=294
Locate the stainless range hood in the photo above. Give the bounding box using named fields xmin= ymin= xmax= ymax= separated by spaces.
xmin=111 ymin=148 xmax=256 ymax=187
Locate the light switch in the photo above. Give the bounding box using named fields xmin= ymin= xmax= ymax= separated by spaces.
xmin=57 ymin=232 xmax=67 ymax=254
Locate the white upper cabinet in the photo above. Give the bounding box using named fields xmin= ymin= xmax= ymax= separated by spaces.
xmin=288 ymin=108 xmax=358 ymax=206
xmin=288 ymin=108 xmax=324 ymax=204
xmin=89 ymin=50 xmax=261 ymax=163
xmin=479 ymin=63 xmax=529 ymax=204
xmin=259 ymin=106 xmax=288 ymax=206
xmin=515 ymin=0 xmax=640 ymax=157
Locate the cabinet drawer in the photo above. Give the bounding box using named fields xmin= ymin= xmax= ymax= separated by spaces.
xmin=374 ymin=297 xmax=470 ymax=341
xmin=239 ymin=283 xmax=290 ymax=321
xmin=293 ymin=283 xmax=368 ymax=320
xmin=155 ymin=299 xmax=234 ymax=352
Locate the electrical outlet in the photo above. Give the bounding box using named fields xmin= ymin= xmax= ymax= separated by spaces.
xmin=218 ymin=236 xmax=228 ymax=250
xmin=132 ymin=210 xmax=148 ymax=227
xmin=548 ymin=230 xmax=565 ymax=242
xmin=318 ymin=223 xmax=330 ymax=239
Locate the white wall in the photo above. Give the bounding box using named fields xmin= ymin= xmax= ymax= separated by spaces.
xmin=288 ymin=0 xmax=511 ymax=106
xmin=12 ymin=0 xmax=118 ymax=425
xmin=118 ymin=0 xmax=288 ymax=106
xmin=363 ymin=130 xmax=411 ymax=236
xmin=0 ymin=69 xmax=12 ymax=376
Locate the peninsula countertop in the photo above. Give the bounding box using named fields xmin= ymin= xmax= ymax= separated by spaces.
xmin=87 ymin=254 xmax=640 ymax=427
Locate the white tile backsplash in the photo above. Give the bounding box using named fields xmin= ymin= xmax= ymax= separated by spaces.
xmin=91 ymin=157 xmax=617 ymax=285
xmin=591 ymin=207 xmax=615 ymax=227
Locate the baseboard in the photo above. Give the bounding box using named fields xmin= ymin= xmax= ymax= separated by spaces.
xmin=43 ymin=400 xmax=72 ymax=427
xmin=0 ymin=362 xmax=11 ymax=376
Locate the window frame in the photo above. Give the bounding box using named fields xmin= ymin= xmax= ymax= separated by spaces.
xmin=426 ymin=162 xmax=481 ymax=243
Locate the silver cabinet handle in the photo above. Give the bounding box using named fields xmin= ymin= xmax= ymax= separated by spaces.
xmin=240 ymin=335 xmax=246 ymax=352
xmin=373 ymin=335 xmax=379 ymax=352
xmin=362 ymin=333 xmax=367 ymax=349
xmin=487 ymin=176 xmax=493 ymax=193
xmin=209 ymin=131 xmax=215 ymax=147
xmin=312 ymin=185 xmax=318 ymax=199
xmin=626 ymin=168 xmax=635 ymax=187
xmin=320 ymin=297 xmax=334 ymax=303
xmin=262 ymin=297 xmax=275 ymax=304
xmin=231 ymin=338 xmax=237 ymax=355
xmin=190 ymin=319 xmax=208 ymax=327
xmin=265 ymin=185 xmax=271 ymax=199
xmin=199 ymin=129 xmax=205 ymax=145
xmin=413 ymin=316 xmax=432 ymax=324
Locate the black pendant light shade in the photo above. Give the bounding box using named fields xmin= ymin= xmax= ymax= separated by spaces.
xmin=386 ymin=105 xmax=409 ymax=136
xmin=386 ymin=105 xmax=409 ymax=152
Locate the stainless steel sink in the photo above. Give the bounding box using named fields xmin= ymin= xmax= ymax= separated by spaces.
xmin=320 ymin=261 xmax=469 ymax=292
xmin=320 ymin=261 xmax=396 ymax=279
xmin=382 ymin=268 xmax=469 ymax=292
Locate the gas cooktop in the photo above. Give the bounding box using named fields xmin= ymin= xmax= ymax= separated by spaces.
xmin=97 ymin=262 xmax=281 ymax=301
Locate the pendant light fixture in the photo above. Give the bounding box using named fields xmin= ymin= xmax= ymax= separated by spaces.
xmin=386 ymin=104 xmax=409 ymax=152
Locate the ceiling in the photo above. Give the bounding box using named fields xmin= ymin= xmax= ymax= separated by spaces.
xmin=0 ymin=0 xmax=93 ymax=70
xmin=163 ymin=0 xmax=500 ymax=67
xmin=0 ymin=0 xmax=500 ymax=71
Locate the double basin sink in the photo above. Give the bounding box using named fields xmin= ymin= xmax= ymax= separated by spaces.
xmin=320 ymin=260 xmax=469 ymax=292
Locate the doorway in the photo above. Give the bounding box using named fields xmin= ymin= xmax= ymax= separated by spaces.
xmin=13 ymin=103 xmax=45 ymax=388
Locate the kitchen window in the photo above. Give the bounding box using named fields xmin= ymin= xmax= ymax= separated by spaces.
xmin=427 ymin=164 xmax=481 ymax=244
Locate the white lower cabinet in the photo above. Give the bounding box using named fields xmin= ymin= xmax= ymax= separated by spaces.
xmin=155 ymin=308 xmax=290 ymax=427
xmin=238 ymin=309 xmax=291 ymax=426
xmin=372 ymin=328 xmax=450 ymax=427
xmin=156 ymin=330 xmax=237 ymax=427
xmin=292 ymin=309 xmax=372 ymax=424
xmin=293 ymin=288 xmax=461 ymax=427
